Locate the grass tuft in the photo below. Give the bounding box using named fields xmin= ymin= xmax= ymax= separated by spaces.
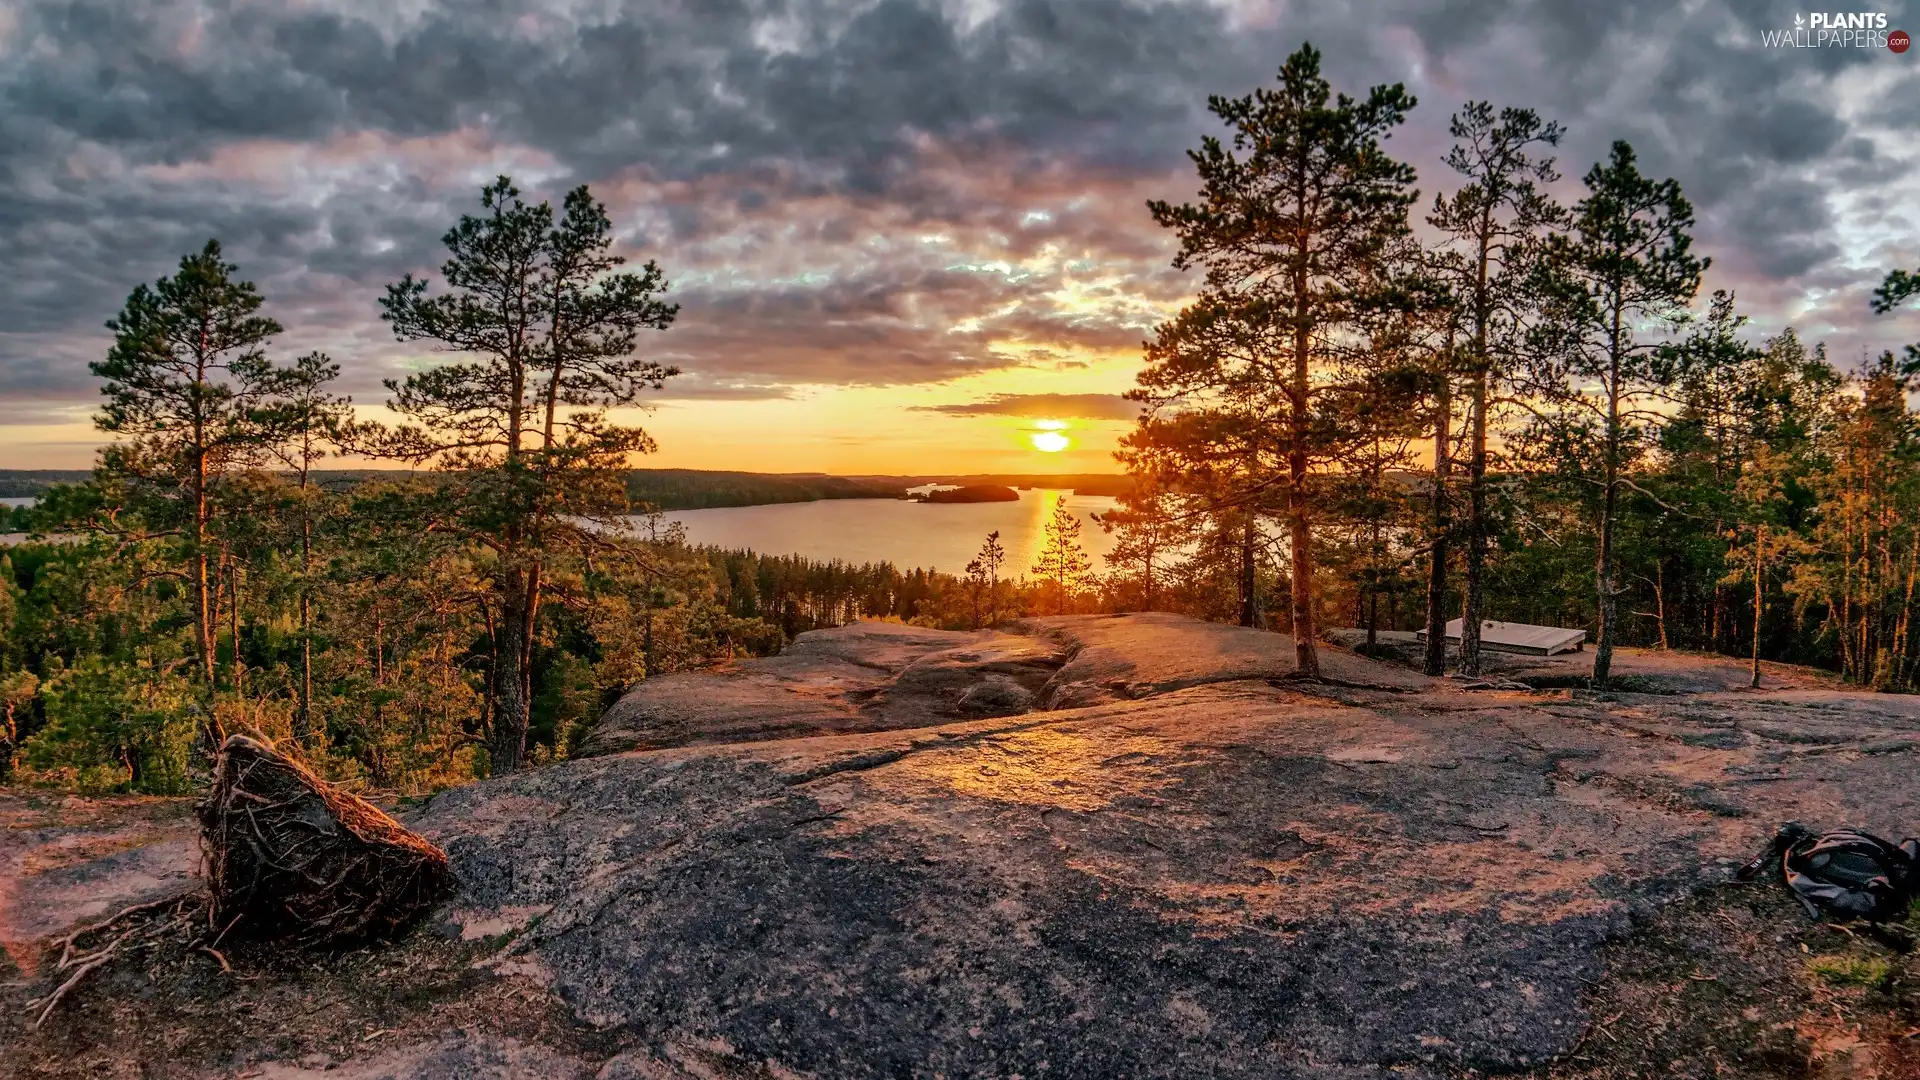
xmin=1805 ymin=954 xmax=1891 ymax=988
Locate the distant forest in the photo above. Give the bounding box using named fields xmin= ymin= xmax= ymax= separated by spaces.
xmin=0 ymin=469 xmax=1128 ymax=510
xmin=4 ymin=43 xmax=1919 ymax=800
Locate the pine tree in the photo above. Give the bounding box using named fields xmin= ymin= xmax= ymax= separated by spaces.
xmin=1096 ymin=477 xmax=1188 ymax=612
xmin=1872 ymin=266 xmax=1920 ymax=378
xmin=963 ymin=558 xmax=988 ymax=629
xmin=363 ymin=177 xmax=679 ymax=772
xmin=263 ymin=352 xmax=351 ymax=749
xmin=1428 ymin=102 xmax=1566 ymax=674
xmin=1124 ymin=312 xmax=1287 ymax=628
xmin=974 ymin=531 xmax=1007 ymax=624
xmin=1527 ymin=142 xmax=1706 ymax=688
xmin=1033 ymin=501 xmax=1093 ymax=615
xmin=90 ymin=240 xmax=302 ymax=739
xmin=1792 ymin=354 xmax=1920 ymax=688
xmin=1143 ymin=43 xmax=1417 ymax=677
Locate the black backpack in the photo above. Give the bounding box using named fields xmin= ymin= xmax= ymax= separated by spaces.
xmin=1737 ymin=822 xmax=1920 ymax=924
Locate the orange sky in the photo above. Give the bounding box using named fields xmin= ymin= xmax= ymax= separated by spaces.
xmin=0 ymin=349 xmax=1150 ymax=476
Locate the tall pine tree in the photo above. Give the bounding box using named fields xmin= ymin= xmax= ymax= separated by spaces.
xmin=1142 ymin=43 xmax=1417 ymax=676
xmin=91 ymin=240 xmax=303 ymax=738
xmin=1428 ymin=102 xmax=1566 ymax=674
xmin=1528 ymin=142 xmax=1705 ymax=687
xmin=364 ymin=178 xmax=679 ymax=772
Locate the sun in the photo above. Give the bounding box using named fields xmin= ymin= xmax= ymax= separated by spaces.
xmin=1028 ymin=419 xmax=1070 ymax=453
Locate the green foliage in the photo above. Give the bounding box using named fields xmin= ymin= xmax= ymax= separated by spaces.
xmin=13 ymin=49 xmax=1920 ymax=811
xmin=1097 ymin=479 xmax=1190 ymax=612
xmin=359 ymin=176 xmax=680 ymax=773
xmin=1034 ymin=500 xmax=1094 ymax=615
xmin=1133 ymin=42 xmax=1420 ymax=664
xmin=1519 ymin=140 xmax=1709 ymax=686
xmin=1427 ymin=100 xmax=1566 ymax=674
xmin=27 ymin=657 xmax=196 ymax=794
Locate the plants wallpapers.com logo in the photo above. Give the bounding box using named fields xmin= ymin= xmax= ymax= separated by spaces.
xmin=1761 ymin=11 xmax=1911 ymax=50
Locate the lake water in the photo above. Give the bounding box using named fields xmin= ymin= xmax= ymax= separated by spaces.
xmin=646 ymin=488 xmax=1123 ymax=575
xmin=2 ymin=492 xmax=1127 ymax=574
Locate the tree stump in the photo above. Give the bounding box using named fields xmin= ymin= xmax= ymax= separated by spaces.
xmin=198 ymin=734 xmax=452 ymax=948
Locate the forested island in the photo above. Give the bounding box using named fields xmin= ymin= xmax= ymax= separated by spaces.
xmin=915 ymin=484 xmax=1020 ymax=503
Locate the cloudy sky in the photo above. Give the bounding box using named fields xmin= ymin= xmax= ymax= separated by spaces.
xmin=1 ymin=0 xmax=1915 ymax=473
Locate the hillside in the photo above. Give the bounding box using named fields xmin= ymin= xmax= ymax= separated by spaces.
xmin=0 ymin=471 xmax=89 ymax=498
xmin=5 ymin=614 xmax=1918 ymax=1078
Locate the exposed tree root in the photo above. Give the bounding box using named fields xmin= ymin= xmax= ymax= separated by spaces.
xmin=28 ymin=892 xmax=199 ymax=1030
xmin=198 ymin=735 xmax=452 ymax=949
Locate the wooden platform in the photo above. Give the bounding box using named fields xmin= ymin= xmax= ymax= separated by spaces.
xmin=1416 ymin=618 xmax=1588 ymax=655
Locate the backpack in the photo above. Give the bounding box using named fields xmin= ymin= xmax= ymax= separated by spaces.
xmin=1736 ymin=822 xmax=1920 ymax=924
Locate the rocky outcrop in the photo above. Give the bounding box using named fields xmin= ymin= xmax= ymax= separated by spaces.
xmin=578 ymin=621 xmax=1066 ymax=755
xmin=8 ymin=616 xmax=1919 ymax=1078
xmin=583 ymin=614 xmax=1433 ymax=755
xmin=1020 ymin=612 xmax=1433 ymax=706
xmin=400 ymin=616 xmax=1919 ymax=1078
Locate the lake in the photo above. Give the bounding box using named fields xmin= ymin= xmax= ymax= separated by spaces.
xmin=2 ymin=492 xmax=1128 ymax=575
xmin=645 ymin=488 xmax=1123 ymax=575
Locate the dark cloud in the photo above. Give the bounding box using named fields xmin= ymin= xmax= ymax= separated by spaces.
xmin=0 ymin=0 xmax=1915 ymax=434
xmin=912 ymin=392 xmax=1140 ymax=420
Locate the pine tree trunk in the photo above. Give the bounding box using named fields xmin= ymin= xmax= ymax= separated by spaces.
xmin=1366 ymin=508 xmax=1381 ymax=648
xmin=1425 ymin=362 xmax=1452 ymax=676
xmin=1652 ymin=564 xmax=1670 ymax=650
xmin=1289 ymin=255 xmax=1319 ymax=677
xmin=191 ymin=323 xmax=223 ymax=743
xmin=1238 ymin=512 xmax=1257 ymax=628
xmin=299 ymin=589 xmax=313 ymax=745
xmin=228 ymin=563 xmax=244 ymax=698
xmin=490 ymin=572 xmax=532 ymax=774
xmin=1460 ymin=367 xmax=1489 ymax=675
xmin=1460 ymin=222 xmax=1494 ymax=678
xmin=192 ymin=461 xmax=222 ymax=739
xmin=1750 ymin=526 xmax=1764 ymax=689
xmin=298 ymin=472 xmax=314 ymax=748
xmin=371 ymin=603 xmax=385 ymax=768
xmin=1592 ymin=308 xmax=1624 ymax=690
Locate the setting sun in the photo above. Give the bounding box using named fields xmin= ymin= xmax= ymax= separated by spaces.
xmin=1029 ymin=422 xmax=1071 ymax=453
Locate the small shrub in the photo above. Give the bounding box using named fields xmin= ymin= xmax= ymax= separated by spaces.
xmin=23 ymin=656 xmax=196 ymax=794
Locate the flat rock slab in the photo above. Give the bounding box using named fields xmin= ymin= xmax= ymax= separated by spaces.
xmin=1023 ymin=612 xmax=1435 ymax=706
xmin=0 ymin=794 xmax=198 ymax=966
xmin=10 ymin=627 xmax=1916 ymax=1079
xmin=407 ymin=652 xmax=1916 ymax=1079
xmin=584 ymin=614 xmax=1429 ymax=756
xmin=581 ymin=621 xmax=1064 ymax=755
